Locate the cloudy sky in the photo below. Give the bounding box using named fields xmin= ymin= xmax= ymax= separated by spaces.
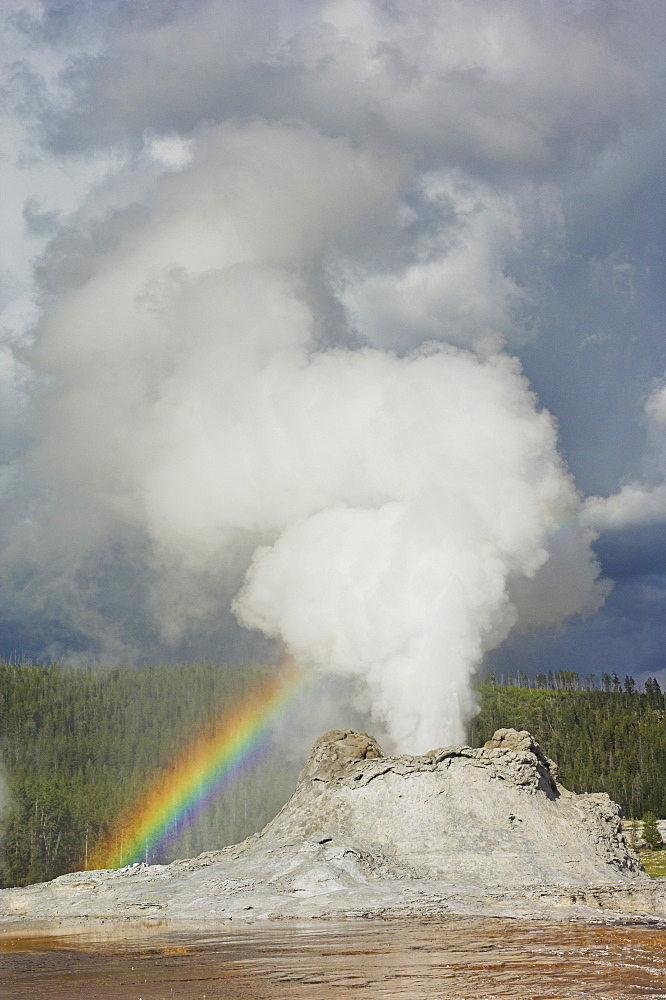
xmin=1 ymin=0 xmax=665 ymax=747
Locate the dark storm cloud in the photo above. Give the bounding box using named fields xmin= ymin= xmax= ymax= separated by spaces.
xmin=8 ymin=0 xmax=105 ymax=45
xmin=38 ymin=0 xmax=649 ymax=177
xmin=487 ymin=572 xmax=666 ymax=691
xmin=594 ymin=528 xmax=666 ymax=583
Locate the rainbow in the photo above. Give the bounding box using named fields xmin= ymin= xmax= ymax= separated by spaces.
xmin=89 ymin=662 xmax=306 ymax=870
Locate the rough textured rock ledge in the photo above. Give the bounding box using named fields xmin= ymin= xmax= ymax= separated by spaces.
xmin=2 ymin=728 xmax=665 ymax=929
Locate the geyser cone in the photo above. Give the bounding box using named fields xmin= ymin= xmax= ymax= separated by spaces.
xmin=257 ymin=728 xmax=641 ymax=888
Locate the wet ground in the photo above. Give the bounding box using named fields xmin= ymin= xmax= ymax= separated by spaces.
xmin=2 ymin=917 xmax=666 ymax=999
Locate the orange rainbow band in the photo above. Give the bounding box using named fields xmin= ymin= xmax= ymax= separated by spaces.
xmin=89 ymin=663 xmax=306 ymax=869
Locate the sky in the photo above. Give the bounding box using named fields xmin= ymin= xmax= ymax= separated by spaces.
xmin=0 ymin=0 xmax=665 ymax=749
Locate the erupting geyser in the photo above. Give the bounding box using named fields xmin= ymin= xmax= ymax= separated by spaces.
xmin=2 ymin=10 xmax=619 ymax=749
xmin=21 ymin=124 xmax=605 ymax=750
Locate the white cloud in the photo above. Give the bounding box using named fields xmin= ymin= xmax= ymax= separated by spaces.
xmin=341 ymin=171 xmax=534 ymax=353
xmin=581 ymin=379 xmax=666 ymax=532
xmin=646 ymin=381 xmax=666 ymax=442
xmin=582 ymin=484 xmax=666 ymax=533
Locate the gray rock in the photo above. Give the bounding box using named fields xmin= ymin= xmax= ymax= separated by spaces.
xmin=1 ymin=728 xmax=664 ymax=929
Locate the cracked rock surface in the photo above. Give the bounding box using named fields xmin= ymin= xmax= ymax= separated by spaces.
xmin=2 ymin=728 xmax=665 ymax=928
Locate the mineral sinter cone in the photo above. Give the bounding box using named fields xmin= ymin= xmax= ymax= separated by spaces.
xmin=2 ymin=728 xmax=663 ymax=927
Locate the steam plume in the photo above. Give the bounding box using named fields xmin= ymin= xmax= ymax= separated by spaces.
xmin=2 ymin=0 xmax=638 ymax=749
xmin=13 ymin=120 xmax=603 ymax=748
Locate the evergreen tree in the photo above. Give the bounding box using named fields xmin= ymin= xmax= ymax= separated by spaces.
xmin=645 ymin=677 xmax=662 ymax=706
xmin=643 ymin=812 xmax=662 ymax=850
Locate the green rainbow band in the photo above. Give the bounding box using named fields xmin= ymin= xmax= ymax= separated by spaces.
xmin=90 ymin=664 xmax=305 ymax=869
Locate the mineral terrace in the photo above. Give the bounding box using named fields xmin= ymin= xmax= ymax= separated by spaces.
xmin=2 ymin=728 xmax=665 ymax=927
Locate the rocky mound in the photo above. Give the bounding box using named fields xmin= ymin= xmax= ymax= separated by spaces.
xmin=1 ymin=729 xmax=665 ymax=928
xmin=256 ymin=727 xmax=641 ymax=887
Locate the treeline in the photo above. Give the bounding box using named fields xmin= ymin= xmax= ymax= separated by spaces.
xmin=468 ymin=677 xmax=666 ymax=819
xmin=2 ymin=663 xmax=666 ymax=890
xmin=488 ymin=668 xmax=654 ymax=694
xmin=0 ymin=662 xmax=302 ymax=889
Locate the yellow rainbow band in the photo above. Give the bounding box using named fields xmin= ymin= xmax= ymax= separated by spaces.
xmin=89 ymin=662 xmax=305 ymax=869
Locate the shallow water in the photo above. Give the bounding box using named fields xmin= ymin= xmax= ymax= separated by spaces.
xmin=2 ymin=918 xmax=666 ymax=999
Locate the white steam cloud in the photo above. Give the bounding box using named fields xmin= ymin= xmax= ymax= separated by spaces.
xmin=19 ymin=119 xmax=604 ymax=749
xmin=3 ymin=0 xmax=643 ymax=749
xmin=233 ymin=346 xmax=587 ymax=749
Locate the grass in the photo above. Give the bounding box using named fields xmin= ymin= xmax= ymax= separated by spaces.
xmin=638 ymin=848 xmax=666 ymax=877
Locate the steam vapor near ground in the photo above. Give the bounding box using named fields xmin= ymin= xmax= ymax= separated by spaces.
xmin=3 ymin=0 xmax=663 ymax=748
